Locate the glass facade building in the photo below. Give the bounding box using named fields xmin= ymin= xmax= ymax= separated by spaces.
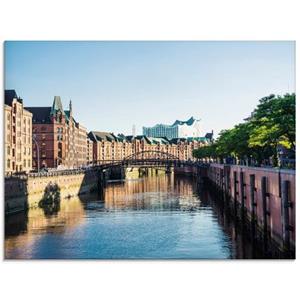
xmin=143 ymin=117 xmax=201 ymax=140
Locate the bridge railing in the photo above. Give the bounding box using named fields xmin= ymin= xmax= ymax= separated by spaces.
xmin=5 ymin=159 xmax=209 ymax=180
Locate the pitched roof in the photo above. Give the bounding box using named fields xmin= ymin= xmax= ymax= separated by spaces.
xmin=205 ymin=132 xmax=213 ymax=140
xmin=89 ymin=131 xmax=118 ymax=142
xmin=25 ymin=107 xmax=52 ymax=124
xmin=51 ymin=96 xmax=65 ymax=115
xmin=5 ymin=90 xmax=22 ymax=106
xmin=172 ymin=116 xmax=198 ymax=126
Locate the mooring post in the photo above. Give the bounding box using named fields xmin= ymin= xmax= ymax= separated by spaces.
xmin=281 ymin=180 xmax=291 ymax=252
xmin=261 ymin=176 xmax=268 ymax=239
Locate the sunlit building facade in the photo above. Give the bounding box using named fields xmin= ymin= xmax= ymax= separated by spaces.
xmin=88 ymin=131 xmax=211 ymax=163
xmin=5 ymin=90 xmax=33 ymax=174
xmin=26 ymin=97 xmax=87 ymax=169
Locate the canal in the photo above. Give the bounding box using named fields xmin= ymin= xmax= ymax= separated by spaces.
xmin=5 ymin=171 xmax=274 ymax=259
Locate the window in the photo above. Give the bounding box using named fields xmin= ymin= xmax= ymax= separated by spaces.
xmin=7 ymin=146 xmax=10 ymax=155
xmin=12 ymin=149 xmax=15 ymax=157
xmin=28 ymin=160 xmax=31 ymax=167
xmin=23 ymin=160 xmax=26 ymax=167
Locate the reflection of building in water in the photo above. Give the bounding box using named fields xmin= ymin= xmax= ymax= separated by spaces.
xmin=5 ymin=196 xmax=86 ymax=258
xmin=104 ymin=174 xmax=200 ymax=210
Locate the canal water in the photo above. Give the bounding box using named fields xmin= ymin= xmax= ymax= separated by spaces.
xmin=5 ymin=172 xmax=271 ymax=259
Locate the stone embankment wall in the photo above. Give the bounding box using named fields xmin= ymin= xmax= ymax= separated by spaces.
xmin=207 ymin=164 xmax=295 ymax=251
xmin=5 ymin=170 xmax=98 ymax=214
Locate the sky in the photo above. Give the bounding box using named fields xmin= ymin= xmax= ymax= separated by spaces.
xmin=5 ymin=41 xmax=295 ymax=136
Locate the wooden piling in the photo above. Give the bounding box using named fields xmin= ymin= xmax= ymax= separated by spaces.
xmin=220 ymin=169 xmax=224 ymax=190
xmin=281 ymin=180 xmax=291 ymax=251
xmin=233 ymin=171 xmax=238 ymax=211
xmin=261 ymin=176 xmax=268 ymax=238
xmin=240 ymin=171 xmax=245 ymax=215
xmin=250 ymin=174 xmax=256 ymax=223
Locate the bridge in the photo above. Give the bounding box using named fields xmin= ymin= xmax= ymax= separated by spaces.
xmin=92 ymin=150 xmax=208 ymax=189
xmin=93 ymin=150 xmax=202 ymax=170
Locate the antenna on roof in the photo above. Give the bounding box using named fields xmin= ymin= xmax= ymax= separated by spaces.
xmin=132 ymin=124 xmax=136 ymax=137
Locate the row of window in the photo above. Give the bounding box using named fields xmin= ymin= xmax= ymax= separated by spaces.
xmin=7 ymin=159 xmax=31 ymax=169
xmin=7 ymin=146 xmax=31 ymax=156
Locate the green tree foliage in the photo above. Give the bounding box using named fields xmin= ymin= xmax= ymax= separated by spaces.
xmin=193 ymin=93 xmax=295 ymax=167
xmin=249 ymin=93 xmax=295 ymax=150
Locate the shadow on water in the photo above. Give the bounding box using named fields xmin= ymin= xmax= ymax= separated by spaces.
xmin=38 ymin=182 xmax=61 ymax=217
xmin=5 ymin=210 xmax=28 ymax=237
xmin=198 ymin=181 xmax=288 ymax=259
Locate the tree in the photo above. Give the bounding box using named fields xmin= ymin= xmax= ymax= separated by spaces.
xmin=248 ymin=93 xmax=295 ymax=166
xmin=192 ymin=93 xmax=295 ymax=168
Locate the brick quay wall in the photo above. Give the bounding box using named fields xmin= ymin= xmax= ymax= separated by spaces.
xmin=206 ymin=164 xmax=295 ymax=252
xmin=5 ymin=170 xmax=98 ymax=215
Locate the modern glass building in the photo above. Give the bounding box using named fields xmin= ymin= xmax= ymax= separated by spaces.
xmin=143 ymin=117 xmax=201 ymax=140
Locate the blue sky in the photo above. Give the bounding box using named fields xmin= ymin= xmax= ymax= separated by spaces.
xmin=5 ymin=41 xmax=295 ymax=136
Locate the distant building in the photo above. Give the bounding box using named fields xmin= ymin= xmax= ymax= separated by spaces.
xmin=143 ymin=117 xmax=201 ymax=140
xmin=26 ymin=97 xmax=87 ymax=169
xmin=76 ymin=123 xmax=88 ymax=167
xmin=86 ymin=136 xmax=94 ymax=164
xmin=88 ymin=131 xmax=211 ymax=163
xmin=88 ymin=131 xmax=133 ymax=162
xmin=5 ymin=90 xmax=33 ymax=174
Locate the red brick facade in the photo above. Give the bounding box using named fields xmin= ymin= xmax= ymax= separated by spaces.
xmin=27 ymin=97 xmax=87 ymax=169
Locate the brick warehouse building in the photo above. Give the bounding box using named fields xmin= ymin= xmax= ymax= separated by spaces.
xmin=88 ymin=131 xmax=212 ymax=163
xmin=26 ymin=96 xmax=87 ymax=169
xmin=4 ymin=90 xmax=33 ymax=174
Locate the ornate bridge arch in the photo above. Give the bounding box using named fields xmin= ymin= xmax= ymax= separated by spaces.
xmin=124 ymin=150 xmax=179 ymax=161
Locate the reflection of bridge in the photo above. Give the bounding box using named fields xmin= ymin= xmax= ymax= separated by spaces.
xmin=93 ymin=150 xmax=199 ymax=170
xmin=94 ymin=150 xmax=207 ymax=192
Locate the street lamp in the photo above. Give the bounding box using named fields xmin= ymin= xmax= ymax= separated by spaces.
xmin=32 ymin=134 xmax=40 ymax=173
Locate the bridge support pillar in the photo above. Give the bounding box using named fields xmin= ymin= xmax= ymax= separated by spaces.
xmin=97 ymin=169 xmax=106 ymax=196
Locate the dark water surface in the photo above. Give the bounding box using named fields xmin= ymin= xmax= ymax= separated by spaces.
xmin=5 ymin=174 xmax=267 ymax=259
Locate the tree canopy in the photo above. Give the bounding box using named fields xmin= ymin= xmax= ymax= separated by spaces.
xmin=193 ymin=93 xmax=295 ymax=167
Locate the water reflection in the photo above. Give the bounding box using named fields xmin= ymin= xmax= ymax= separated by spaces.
xmin=5 ymin=196 xmax=85 ymax=259
xmin=101 ymin=175 xmax=201 ymax=212
xmin=5 ymin=173 xmax=276 ymax=259
xmin=38 ymin=182 xmax=61 ymax=217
